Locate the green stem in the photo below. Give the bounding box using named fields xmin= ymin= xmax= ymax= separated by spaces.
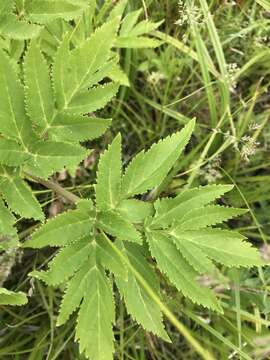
xmin=233 ymin=269 xmax=242 ymax=358
xmin=25 ymin=173 xmax=81 ymax=204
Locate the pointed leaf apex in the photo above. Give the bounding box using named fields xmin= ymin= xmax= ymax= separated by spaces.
xmin=221 ymin=184 xmax=234 ymax=192
xmin=188 ymin=117 xmax=196 ymax=129
xmin=114 ymin=132 xmax=122 ymax=143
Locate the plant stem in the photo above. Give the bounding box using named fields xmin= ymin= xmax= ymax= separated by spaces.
xmin=25 ymin=173 xmax=81 ymax=204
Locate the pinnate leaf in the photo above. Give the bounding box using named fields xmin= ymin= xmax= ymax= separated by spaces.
xmin=53 ymin=19 xmax=119 ymax=112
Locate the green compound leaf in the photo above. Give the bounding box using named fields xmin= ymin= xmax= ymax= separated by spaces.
xmin=53 ymin=18 xmax=119 ymax=112
xmin=7 ymin=4 xmax=264 ymax=357
xmin=95 ymin=134 xmax=122 ymax=211
xmin=145 ymin=183 xmax=262 ymax=310
xmin=122 ymin=120 xmax=195 ymax=198
xmin=0 ymin=288 xmax=28 ymax=306
xmin=56 ymin=247 xmax=115 ymax=360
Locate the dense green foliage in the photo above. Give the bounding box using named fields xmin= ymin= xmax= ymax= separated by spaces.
xmin=0 ymin=0 xmax=269 ymax=359
xmin=23 ymin=121 xmax=263 ymax=359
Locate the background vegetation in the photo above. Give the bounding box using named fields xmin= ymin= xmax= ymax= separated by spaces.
xmin=1 ymin=0 xmax=270 ymax=359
